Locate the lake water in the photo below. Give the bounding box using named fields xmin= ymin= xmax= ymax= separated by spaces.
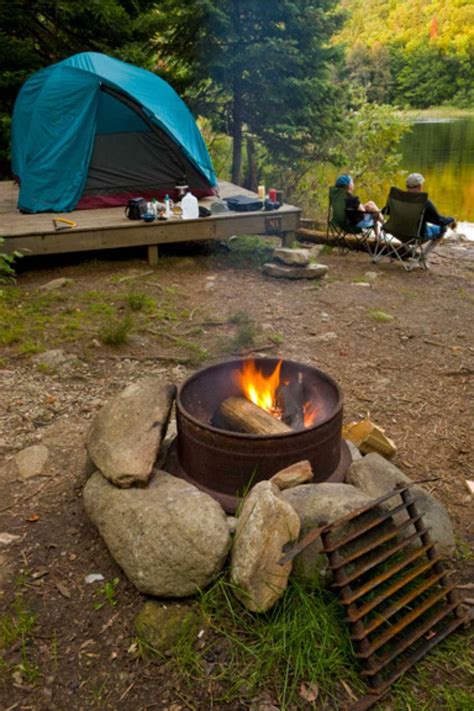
xmin=398 ymin=116 xmax=474 ymax=238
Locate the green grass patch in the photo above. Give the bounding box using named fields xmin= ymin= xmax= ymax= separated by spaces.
xmin=184 ymin=575 xmax=362 ymax=708
xmin=367 ymin=308 xmax=394 ymax=323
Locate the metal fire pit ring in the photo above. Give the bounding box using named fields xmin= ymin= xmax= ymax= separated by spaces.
xmin=165 ymin=357 xmax=351 ymax=513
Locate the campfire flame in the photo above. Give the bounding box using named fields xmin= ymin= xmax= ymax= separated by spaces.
xmin=235 ymin=359 xmax=283 ymax=417
xmin=234 ymin=359 xmax=319 ymax=428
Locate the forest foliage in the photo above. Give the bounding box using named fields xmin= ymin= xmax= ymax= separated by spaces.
xmin=339 ymin=0 xmax=474 ymax=108
xmin=0 ymin=0 xmax=470 ymax=219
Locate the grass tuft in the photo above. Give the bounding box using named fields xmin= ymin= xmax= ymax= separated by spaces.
xmin=99 ymin=315 xmax=133 ymax=346
xmin=126 ymin=291 xmax=156 ymax=312
xmin=367 ymin=308 xmax=394 ymax=323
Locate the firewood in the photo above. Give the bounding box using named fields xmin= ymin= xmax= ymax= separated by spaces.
xmin=216 ymin=396 xmax=292 ymax=435
xmin=342 ymin=418 xmax=397 ymax=458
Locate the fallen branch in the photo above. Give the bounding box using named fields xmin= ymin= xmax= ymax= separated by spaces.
xmin=0 ymin=476 xmax=55 ymax=514
xmin=118 ymin=270 xmax=154 ymax=283
xmin=230 ymin=344 xmax=276 ymax=356
xmin=108 ymin=354 xmax=191 ymax=364
xmin=440 ymin=369 xmax=474 ymax=377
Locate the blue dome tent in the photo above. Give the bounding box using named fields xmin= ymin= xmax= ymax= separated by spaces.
xmin=11 ymin=52 xmax=217 ymax=212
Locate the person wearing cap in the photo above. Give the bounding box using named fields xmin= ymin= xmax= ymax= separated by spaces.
xmin=335 ymin=174 xmax=384 ymax=237
xmin=404 ymin=173 xmax=456 ymax=260
xmin=405 ymin=172 xmax=455 ymax=236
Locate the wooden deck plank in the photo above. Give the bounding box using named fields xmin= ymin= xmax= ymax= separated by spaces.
xmin=0 ymin=180 xmax=300 ymax=262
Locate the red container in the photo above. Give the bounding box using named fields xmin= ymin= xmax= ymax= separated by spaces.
xmin=268 ymin=188 xmax=277 ymax=202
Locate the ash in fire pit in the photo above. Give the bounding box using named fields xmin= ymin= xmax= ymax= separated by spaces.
xmin=165 ymin=357 xmax=350 ymax=513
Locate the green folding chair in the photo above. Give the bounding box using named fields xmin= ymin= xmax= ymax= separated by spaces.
xmin=327 ymin=186 xmax=376 ymax=255
xmin=373 ymin=187 xmax=428 ymax=271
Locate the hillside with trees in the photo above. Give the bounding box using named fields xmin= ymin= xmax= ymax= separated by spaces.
xmin=339 ymin=0 xmax=474 ymax=107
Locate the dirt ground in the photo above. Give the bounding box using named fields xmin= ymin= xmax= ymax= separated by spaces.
xmin=0 ymin=237 xmax=473 ymax=710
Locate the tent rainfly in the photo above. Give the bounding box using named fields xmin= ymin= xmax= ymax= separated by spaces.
xmin=11 ymin=52 xmax=217 ymax=212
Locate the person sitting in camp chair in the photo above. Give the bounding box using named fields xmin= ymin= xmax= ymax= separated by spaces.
xmin=374 ymin=174 xmax=456 ymax=271
xmin=405 ymin=173 xmax=456 ymax=263
xmin=335 ymin=174 xmax=384 ymax=239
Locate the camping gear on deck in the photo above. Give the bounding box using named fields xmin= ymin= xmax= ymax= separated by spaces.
xmin=11 ymin=52 xmax=217 ymax=213
xmin=125 ymin=197 xmax=147 ymax=220
xmin=225 ymin=195 xmax=263 ymax=212
xmin=53 ymin=218 xmax=77 ymax=232
xmin=181 ymin=191 xmax=199 ymax=219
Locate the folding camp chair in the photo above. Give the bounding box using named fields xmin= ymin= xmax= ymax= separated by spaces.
xmin=327 ymin=186 xmax=377 ymax=256
xmin=372 ymin=187 xmax=429 ymax=271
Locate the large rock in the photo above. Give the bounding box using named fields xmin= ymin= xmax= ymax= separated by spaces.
xmin=231 ymin=481 xmax=300 ymax=612
xmin=279 ymin=483 xmax=374 ymax=581
xmin=347 ymin=453 xmax=455 ymax=555
xmin=14 ymin=444 xmax=49 ymax=479
xmin=135 ymin=600 xmax=201 ymax=655
xmin=262 ymin=263 xmax=328 ymax=280
xmin=273 ymin=248 xmax=310 ymax=267
xmin=83 ymin=470 xmax=231 ymax=597
xmin=86 ymin=378 xmax=176 ymax=487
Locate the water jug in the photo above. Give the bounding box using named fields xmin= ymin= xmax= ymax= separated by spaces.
xmin=181 ymin=191 xmax=199 ymax=219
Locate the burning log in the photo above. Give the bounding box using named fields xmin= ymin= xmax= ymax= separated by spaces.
xmin=277 ymin=372 xmax=305 ymax=430
xmin=216 ymin=396 xmax=292 ymax=435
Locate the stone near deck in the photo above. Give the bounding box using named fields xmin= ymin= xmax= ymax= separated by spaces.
xmin=135 ymin=600 xmax=201 ymax=655
xmin=280 ymin=483 xmax=374 ymax=581
xmin=231 ymin=481 xmax=300 ymax=612
xmin=86 ymin=378 xmax=176 ymax=487
xmin=347 ymin=453 xmax=455 ymax=555
xmin=273 ymin=248 xmax=310 ymax=267
xmin=270 ymin=460 xmax=313 ymax=490
xmin=39 ymin=277 xmax=72 ymax=292
xmin=262 ymin=263 xmax=328 ymax=280
xmin=83 ymin=470 xmax=231 ymax=597
xmin=14 ymin=444 xmax=49 ymax=479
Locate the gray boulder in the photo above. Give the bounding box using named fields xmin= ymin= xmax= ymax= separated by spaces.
xmin=273 ymin=248 xmax=310 ymax=267
xmin=262 ymin=263 xmax=328 ymax=280
xmin=280 ymin=483 xmax=374 ymax=581
xmin=347 ymin=453 xmax=455 ymax=555
xmin=231 ymin=481 xmax=300 ymax=612
xmin=86 ymin=378 xmax=176 ymax=487
xmin=83 ymin=470 xmax=231 ymax=597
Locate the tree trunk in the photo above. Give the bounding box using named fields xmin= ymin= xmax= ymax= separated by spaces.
xmin=231 ymin=77 xmax=243 ymax=185
xmin=244 ymin=134 xmax=258 ymax=192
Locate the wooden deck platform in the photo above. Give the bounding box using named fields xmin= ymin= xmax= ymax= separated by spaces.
xmin=0 ymin=180 xmax=300 ymax=265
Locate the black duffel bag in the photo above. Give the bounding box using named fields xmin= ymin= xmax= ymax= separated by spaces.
xmin=125 ymin=197 xmax=147 ymax=220
xmin=225 ymin=195 xmax=263 ymax=212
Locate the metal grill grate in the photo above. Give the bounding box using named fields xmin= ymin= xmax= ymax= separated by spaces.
xmin=281 ymin=483 xmax=468 ymax=710
xmin=321 ymin=485 xmax=467 ymax=709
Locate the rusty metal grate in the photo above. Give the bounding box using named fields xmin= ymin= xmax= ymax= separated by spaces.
xmin=281 ymin=484 xmax=468 ymax=710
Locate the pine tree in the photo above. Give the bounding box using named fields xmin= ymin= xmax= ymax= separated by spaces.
xmin=156 ymin=0 xmax=344 ymax=186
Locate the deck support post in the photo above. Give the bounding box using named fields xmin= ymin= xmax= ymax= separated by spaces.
xmin=147 ymin=245 xmax=159 ymax=266
xmin=282 ymin=231 xmax=296 ymax=247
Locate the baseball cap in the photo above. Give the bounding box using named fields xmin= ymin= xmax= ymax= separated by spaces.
xmin=406 ymin=173 xmax=425 ymax=188
xmin=335 ymin=174 xmax=353 ymax=188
